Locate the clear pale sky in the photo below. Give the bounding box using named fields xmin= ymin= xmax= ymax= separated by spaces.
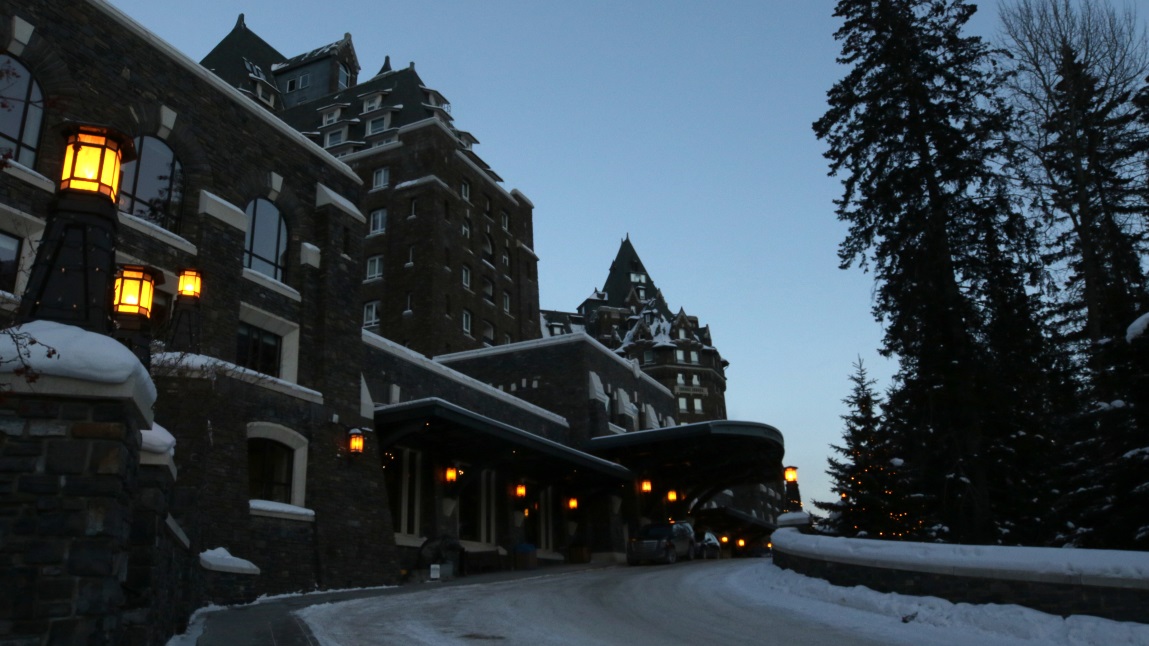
xmin=104 ymin=0 xmax=1002 ymax=510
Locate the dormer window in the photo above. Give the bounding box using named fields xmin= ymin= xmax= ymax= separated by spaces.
xmin=323 ymin=109 xmax=340 ymax=125
xmin=338 ymin=63 xmax=351 ymax=89
xmin=364 ymin=95 xmax=382 ymax=112
xmin=325 ymin=130 xmax=345 ymax=147
xmin=243 ymin=59 xmax=265 ymax=80
xmin=677 ymin=328 xmax=687 ymax=340
xmin=630 ymin=272 xmax=647 ymax=284
xmin=367 ymin=116 xmax=389 ymax=135
xmin=285 ymin=74 xmax=310 ymax=92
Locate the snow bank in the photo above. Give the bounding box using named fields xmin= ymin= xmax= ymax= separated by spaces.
xmin=141 ymin=422 xmax=176 ymax=455
xmin=772 ymin=528 xmax=1149 ymax=587
xmin=1 ymin=321 xmax=152 ymax=388
xmin=1128 ymin=313 xmax=1149 ymax=343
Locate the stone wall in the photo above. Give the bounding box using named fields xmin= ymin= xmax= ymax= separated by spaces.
xmin=773 ymin=543 xmax=1149 ymax=624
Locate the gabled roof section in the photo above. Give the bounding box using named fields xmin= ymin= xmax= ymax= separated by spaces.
xmin=200 ymin=14 xmax=286 ymax=90
xmin=275 ymin=31 xmax=360 ymax=76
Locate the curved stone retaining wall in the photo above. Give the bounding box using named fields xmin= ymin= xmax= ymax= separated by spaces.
xmin=772 ymin=529 xmax=1149 ymax=624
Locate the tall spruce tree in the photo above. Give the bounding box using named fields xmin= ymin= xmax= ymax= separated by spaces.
xmin=814 ymin=0 xmax=1061 ymax=543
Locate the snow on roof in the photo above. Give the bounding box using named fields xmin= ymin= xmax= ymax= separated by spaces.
xmin=153 ymin=352 xmax=323 ymax=404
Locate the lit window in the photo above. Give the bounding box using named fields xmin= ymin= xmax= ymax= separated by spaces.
xmin=369 ymin=208 xmax=387 ymax=234
xmin=461 ymin=180 xmax=471 ymax=201
xmin=366 ymin=255 xmax=383 ymax=280
xmin=244 ymin=198 xmax=288 ymax=282
xmin=0 ymin=230 xmax=21 ymax=294
xmin=119 ymin=135 xmax=184 ymax=232
xmin=237 ymin=321 xmax=282 ymax=378
xmin=0 ymin=55 xmax=43 ymax=166
xmin=373 ymin=167 xmax=390 ymax=189
xmin=461 ymin=265 xmax=471 ymax=288
xmin=462 ymin=309 xmax=472 ymax=334
xmin=363 ymin=301 xmax=380 ymax=327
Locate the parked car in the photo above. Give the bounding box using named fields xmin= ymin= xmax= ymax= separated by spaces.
xmin=627 ymin=522 xmax=695 ymax=565
xmin=695 ymin=531 xmax=721 ymax=559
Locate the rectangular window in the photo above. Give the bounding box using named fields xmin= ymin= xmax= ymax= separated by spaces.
xmin=462 ymin=265 xmax=471 ymax=288
xmin=676 ymin=373 xmax=685 ymax=385
xmin=678 ymin=397 xmax=688 ymax=412
xmin=675 ymin=349 xmax=685 ymax=363
xmin=373 ymin=167 xmax=390 ymax=189
xmin=338 ymin=64 xmax=351 ymax=89
xmin=237 ymin=322 xmax=282 ymax=378
xmin=325 ymin=130 xmax=344 ymax=147
xmin=690 ymin=351 xmax=699 ymax=364
xmin=462 ymin=309 xmax=472 ymax=334
xmin=0 ymin=231 xmax=21 ymax=294
xmin=286 ymin=74 xmax=310 ymax=92
xmin=504 ymin=334 xmax=512 ymax=345
xmin=461 ymin=180 xmax=471 ymax=201
xmin=409 ymin=199 xmax=418 ymax=217
xmin=363 ymin=301 xmax=380 ymax=327
xmin=694 ymin=398 xmax=703 ymax=412
xmin=503 ymin=292 xmax=511 ymax=313
xmin=367 ymin=116 xmax=388 ymax=135
xmin=462 ymin=219 xmax=472 ymax=239
xmin=369 ymin=208 xmax=387 ymax=234
xmin=643 ymin=350 xmax=653 ymax=364
xmin=500 ymin=212 xmax=509 ymax=231
xmin=364 ymin=95 xmax=382 ymax=112
xmin=692 ymin=375 xmax=701 ymax=386
xmin=323 ymin=109 xmax=340 ymax=125
xmin=501 ymin=249 xmax=510 ymax=267
xmin=366 ymin=255 xmax=383 ymax=280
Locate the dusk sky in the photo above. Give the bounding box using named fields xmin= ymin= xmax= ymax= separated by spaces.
xmin=104 ymin=0 xmax=1003 ymax=509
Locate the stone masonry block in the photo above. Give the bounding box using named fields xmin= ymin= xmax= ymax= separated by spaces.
xmin=16 ymin=475 xmax=59 ymax=496
xmin=0 ymin=441 xmax=40 ymax=458
xmin=75 ymin=577 xmax=124 ymax=615
xmin=59 ymin=403 xmax=92 ymax=421
xmin=15 ymin=401 xmax=59 ymax=419
xmin=62 ymin=475 xmax=124 ymax=498
xmin=85 ymin=500 xmax=128 ymax=539
xmin=0 ymin=415 xmax=24 ymax=437
xmin=45 ymin=442 xmax=88 ymax=475
xmin=71 ymin=423 xmax=125 ymax=441
xmin=88 ymin=442 xmax=128 ymax=475
xmin=23 ymin=539 xmax=66 ymax=565
xmin=67 ymin=540 xmax=115 ymax=577
xmin=36 ymin=510 xmax=86 ymax=537
xmin=28 ymin=421 xmax=69 ymax=438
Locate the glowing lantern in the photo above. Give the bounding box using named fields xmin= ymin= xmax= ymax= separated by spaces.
xmin=348 ymin=428 xmax=364 ymax=454
xmin=784 ymin=466 xmax=798 ymax=483
xmin=641 ymin=479 xmax=652 ymax=493
xmin=177 ymin=269 xmax=202 ymax=299
xmin=720 ymin=536 xmax=729 ymax=544
xmin=523 ymin=507 xmax=530 ymax=518
xmin=666 ymin=490 xmax=677 ymax=502
xmin=737 ymin=538 xmax=746 ymax=548
xmin=112 ymin=266 xmax=155 ymax=318
xmin=567 ymin=497 xmax=578 ymax=510
xmin=516 ymin=484 xmax=527 ymax=498
xmin=59 ymin=125 xmax=130 ymax=201
xmin=445 ymin=467 xmax=458 ymax=483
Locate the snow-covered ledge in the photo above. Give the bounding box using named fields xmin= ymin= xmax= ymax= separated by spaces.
xmin=0 ymin=321 xmax=156 ymax=427
xmin=199 ymin=547 xmax=260 ymax=575
xmin=249 ymin=499 xmax=315 ymax=523
xmin=772 ymin=528 xmax=1149 ymax=590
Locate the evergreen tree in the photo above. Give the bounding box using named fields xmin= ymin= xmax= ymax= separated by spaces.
xmin=816 ymin=359 xmax=910 ymax=538
xmin=814 ymin=0 xmax=1062 ymax=543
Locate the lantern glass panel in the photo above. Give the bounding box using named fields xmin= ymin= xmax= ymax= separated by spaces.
xmin=113 ymin=267 xmax=154 ymax=317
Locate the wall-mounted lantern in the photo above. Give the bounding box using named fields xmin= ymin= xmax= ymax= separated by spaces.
xmin=785 ymin=466 xmax=798 ymax=483
xmin=515 ymin=484 xmax=527 ymax=498
xmin=666 ymin=489 xmax=678 ymax=502
xmin=522 ymin=507 xmax=530 ymax=518
xmin=737 ymin=538 xmax=746 ymax=548
xmin=112 ymin=265 xmax=155 ymax=318
xmin=59 ymin=124 xmax=130 ymax=201
xmin=720 ymin=535 xmax=729 ymax=544
xmin=640 ymin=479 xmax=652 ymax=493
xmin=445 ymin=466 xmax=458 ymax=483
xmin=567 ymin=497 xmax=578 ymax=511
xmin=348 ymin=427 xmax=364 ymax=454
xmin=177 ymin=269 xmax=202 ymax=299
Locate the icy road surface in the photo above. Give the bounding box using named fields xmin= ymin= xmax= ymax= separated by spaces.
xmin=295 ymin=559 xmax=1147 ymax=645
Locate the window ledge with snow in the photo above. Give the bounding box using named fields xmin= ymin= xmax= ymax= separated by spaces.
xmin=200 ymin=547 xmax=260 ymax=575
xmin=249 ymin=499 xmax=316 ymax=522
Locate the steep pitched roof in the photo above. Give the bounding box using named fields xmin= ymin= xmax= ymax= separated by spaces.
xmin=200 ymin=14 xmax=286 ymax=90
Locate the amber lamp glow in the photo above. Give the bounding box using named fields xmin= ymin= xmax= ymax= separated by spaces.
xmin=523 ymin=507 xmax=530 ymax=518
xmin=720 ymin=536 xmax=729 ymax=544
xmin=60 ymin=126 xmax=128 ymax=201
xmin=737 ymin=538 xmax=746 ymax=548
xmin=515 ymin=484 xmax=527 ymax=498
xmin=640 ymin=479 xmax=652 ymax=493
xmin=567 ymin=497 xmax=578 ymax=510
xmin=445 ymin=467 xmax=458 ymax=483
xmin=784 ymin=466 xmax=798 ymax=483
xmin=113 ymin=266 xmax=155 ymax=318
xmin=666 ymin=489 xmax=678 ymax=502
xmin=178 ymin=269 xmax=202 ymax=298
xmin=348 ymin=428 xmax=364 ymax=454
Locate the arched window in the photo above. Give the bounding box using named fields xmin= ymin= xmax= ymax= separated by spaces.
xmin=244 ymin=198 xmax=288 ymax=281
xmin=119 ymin=136 xmax=184 ymax=231
xmin=248 ymin=438 xmax=293 ymax=503
xmin=0 ymin=55 xmax=43 ymax=166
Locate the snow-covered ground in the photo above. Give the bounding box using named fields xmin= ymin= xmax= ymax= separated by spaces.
xmin=290 ymin=560 xmax=1148 ymax=645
